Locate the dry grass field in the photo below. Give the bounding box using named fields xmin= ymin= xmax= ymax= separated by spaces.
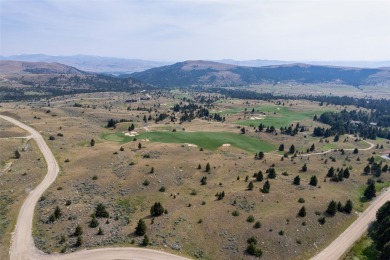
xmin=0 ymin=90 xmax=389 ymax=259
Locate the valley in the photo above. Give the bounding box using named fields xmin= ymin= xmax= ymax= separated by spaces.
xmin=1 ymin=89 xmax=389 ymax=259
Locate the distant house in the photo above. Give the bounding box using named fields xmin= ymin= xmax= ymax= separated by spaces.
xmin=350 ymin=120 xmax=361 ymax=125
xmin=369 ymin=122 xmax=378 ymax=126
xmin=126 ymin=99 xmax=138 ymax=103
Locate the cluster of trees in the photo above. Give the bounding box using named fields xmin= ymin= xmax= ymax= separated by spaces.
xmin=363 ymin=158 xmax=388 ymax=177
xmin=315 ymin=110 xmax=390 ymax=139
xmin=369 ymin=201 xmax=390 ymax=259
xmin=106 ymin=118 xmax=131 ymax=128
xmin=246 ymin=236 xmax=262 ymax=257
xmin=326 ymin=167 xmax=350 ymax=182
xmin=326 ymin=199 xmax=353 ymax=216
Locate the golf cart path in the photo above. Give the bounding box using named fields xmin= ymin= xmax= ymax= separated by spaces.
xmin=1 ymin=115 xmax=188 ymax=260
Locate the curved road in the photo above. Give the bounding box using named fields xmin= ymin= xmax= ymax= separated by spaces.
xmin=1 ymin=115 xmax=188 ymax=260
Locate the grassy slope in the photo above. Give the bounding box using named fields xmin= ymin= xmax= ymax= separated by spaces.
xmin=104 ymin=131 xmax=274 ymax=153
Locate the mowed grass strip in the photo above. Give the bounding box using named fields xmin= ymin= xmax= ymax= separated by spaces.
xmin=104 ymin=131 xmax=274 ymax=153
xmin=236 ymin=106 xmax=330 ymax=128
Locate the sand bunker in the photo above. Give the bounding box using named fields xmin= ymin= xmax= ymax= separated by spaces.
xmin=186 ymin=143 xmax=198 ymax=147
xmin=250 ymin=116 xmax=266 ymax=120
xmin=124 ymin=131 xmax=139 ymax=137
xmin=222 ymin=143 xmax=231 ymax=147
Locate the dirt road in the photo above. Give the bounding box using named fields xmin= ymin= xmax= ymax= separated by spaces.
xmin=1 ymin=115 xmax=188 ymax=260
xmin=311 ymin=187 xmax=390 ymax=260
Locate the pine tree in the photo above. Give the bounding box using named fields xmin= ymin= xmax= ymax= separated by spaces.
xmin=142 ymin=235 xmax=149 ymax=246
xmin=90 ymin=139 xmax=95 ymax=147
xmin=75 ymin=236 xmax=83 ymax=247
xmin=89 ymin=215 xmax=99 ymax=228
xmin=248 ymin=181 xmax=254 ymax=190
xmin=74 ymin=225 xmax=83 ymax=236
xmin=344 ymin=199 xmax=353 ymax=214
xmin=353 ymin=148 xmax=359 ymax=154
xmin=279 ymin=144 xmax=285 ymax=151
xmin=298 ymin=206 xmax=306 ymax=217
xmin=135 ymin=219 xmax=146 ymax=236
xmin=364 ymin=183 xmax=376 ymax=200
xmin=95 ymin=203 xmax=109 ymax=218
xmin=309 ymin=175 xmax=318 ymax=186
xmin=54 ymin=206 xmax=62 ymax=219
xmin=310 ymin=144 xmax=315 ymax=152
xmin=97 ymin=227 xmax=103 ymax=235
xmin=205 ymin=162 xmax=211 ymax=172
xmin=261 ymin=180 xmax=270 ymax=193
xmin=326 ymin=200 xmax=337 ymax=216
xmin=327 ymin=167 xmax=335 ymax=177
xmin=14 ymin=150 xmax=21 ymax=159
xmin=258 ymin=152 xmax=265 ymax=160
xmin=293 ymin=175 xmax=301 ymax=185
xmin=337 ymin=201 xmax=343 ymax=212
xmin=138 ymin=142 xmax=142 ymax=149
xmin=343 ymin=168 xmax=350 ymax=178
xmin=256 ymin=171 xmax=263 ymax=182
xmin=289 ymin=144 xmax=295 ymax=154
xmin=302 ymin=163 xmax=307 ymax=172
xmin=150 ymin=202 xmax=164 ymax=217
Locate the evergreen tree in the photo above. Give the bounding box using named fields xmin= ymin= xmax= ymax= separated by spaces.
xmin=261 ymin=180 xmax=270 ymax=193
xmin=289 ymin=144 xmax=295 ymax=154
xmin=150 ymin=202 xmax=165 ymax=217
xmin=205 ymin=162 xmax=211 ymax=172
xmin=278 ymin=144 xmax=285 ymax=151
xmin=364 ymin=183 xmax=376 ymax=200
xmin=364 ymin=165 xmax=371 ymax=174
xmin=90 ymin=139 xmax=95 ymax=147
xmin=298 ymin=206 xmax=306 ymax=217
xmin=74 ymin=225 xmax=83 ymax=236
xmin=97 ymin=227 xmax=103 ymax=235
xmin=353 ymin=148 xmax=359 ymax=154
xmin=248 ymin=181 xmax=254 ymax=190
xmin=256 ymin=171 xmax=263 ymax=182
xmin=54 ymin=206 xmax=62 ymax=219
xmin=334 ymin=135 xmax=339 ymax=142
xmin=89 ymin=215 xmax=99 ymax=228
xmin=344 ymin=199 xmax=353 ymax=214
xmin=75 ymin=236 xmax=83 ymax=247
xmin=337 ymin=201 xmax=343 ymax=212
xmin=343 ymin=168 xmax=350 ymax=178
xmin=302 ymin=163 xmax=307 ymax=172
xmin=142 ymin=235 xmax=149 ymax=246
xmin=14 ymin=150 xmax=21 ymax=159
xmin=293 ymin=175 xmax=301 ymax=185
xmin=327 ymin=167 xmax=335 ymax=177
xmin=310 ymin=144 xmax=315 ymax=152
xmin=326 ymin=200 xmax=337 ymax=216
xmin=95 ymin=203 xmax=109 ymax=218
xmin=309 ymin=175 xmax=318 ymax=186
xmin=135 ymin=219 xmax=146 ymax=236
xmin=138 ymin=142 xmax=142 ymax=149
xmin=258 ymin=152 xmax=265 ymax=160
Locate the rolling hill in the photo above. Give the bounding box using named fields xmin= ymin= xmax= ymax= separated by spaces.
xmin=130 ymin=60 xmax=390 ymax=87
xmin=0 ymin=60 xmax=151 ymax=100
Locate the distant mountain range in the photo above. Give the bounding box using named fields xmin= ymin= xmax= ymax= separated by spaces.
xmin=1 ymin=59 xmax=390 ymax=101
xmin=1 ymin=54 xmax=390 ymax=75
xmin=130 ymin=60 xmax=390 ymax=87
xmin=0 ymin=54 xmax=173 ymax=74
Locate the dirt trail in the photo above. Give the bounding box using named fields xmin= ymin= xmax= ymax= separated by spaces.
xmin=1 ymin=115 xmax=188 ymax=260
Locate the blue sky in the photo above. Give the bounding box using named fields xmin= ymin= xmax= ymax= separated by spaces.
xmin=1 ymin=0 xmax=389 ymax=61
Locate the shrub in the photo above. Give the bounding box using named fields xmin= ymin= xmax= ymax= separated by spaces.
xmin=298 ymin=206 xmax=306 ymax=217
xmin=298 ymin=198 xmax=305 ymax=203
xmin=254 ymin=221 xmax=261 ymax=228
xmin=247 ymin=215 xmax=255 ymax=223
xmin=142 ymin=179 xmax=150 ymax=186
xmin=89 ymin=215 xmax=99 ymax=228
xmin=159 ymin=186 xmax=166 ymax=192
xmin=49 ymin=136 xmax=55 ymax=140
xmin=232 ymin=210 xmax=240 ymax=216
